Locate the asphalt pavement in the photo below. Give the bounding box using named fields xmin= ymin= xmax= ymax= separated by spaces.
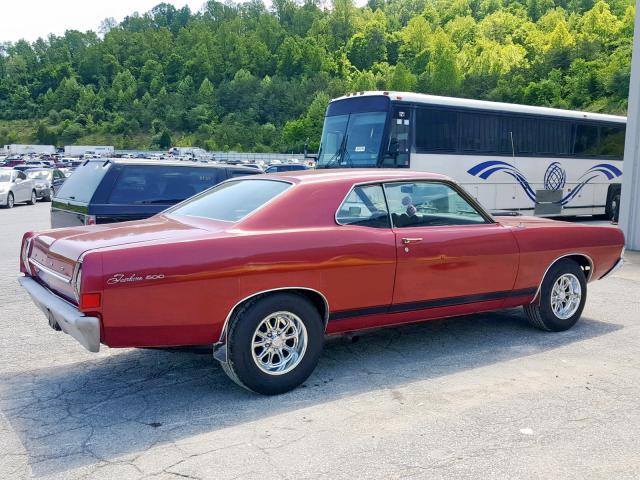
xmin=1 ymin=202 xmax=639 ymax=479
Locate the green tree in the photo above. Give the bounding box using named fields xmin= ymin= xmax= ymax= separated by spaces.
xmin=156 ymin=129 xmax=172 ymax=149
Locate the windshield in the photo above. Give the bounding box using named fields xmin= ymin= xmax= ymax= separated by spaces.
xmin=27 ymin=170 xmax=52 ymax=180
xmin=0 ymin=172 xmax=11 ymax=182
xmin=316 ymin=111 xmax=387 ymax=168
xmin=168 ymin=179 xmax=291 ymax=222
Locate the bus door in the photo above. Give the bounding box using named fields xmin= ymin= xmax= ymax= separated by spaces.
xmin=381 ymin=106 xmax=411 ymax=167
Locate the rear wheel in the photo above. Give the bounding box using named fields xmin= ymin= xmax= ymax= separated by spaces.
xmin=220 ymin=293 xmax=324 ymax=395
xmin=606 ymin=186 xmax=621 ymax=223
xmin=524 ymin=259 xmax=587 ymax=332
xmin=610 ymin=193 xmax=620 ymax=223
xmin=26 ymin=190 xmax=36 ymax=205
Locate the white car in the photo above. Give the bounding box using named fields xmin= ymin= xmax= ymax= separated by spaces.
xmin=0 ymin=168 xmax=37 ymax=208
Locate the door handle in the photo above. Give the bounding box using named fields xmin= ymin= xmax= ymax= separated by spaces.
xmin=401 ymin=237 xmax=423 ymax=244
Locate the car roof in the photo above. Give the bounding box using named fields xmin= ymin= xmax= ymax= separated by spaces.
xmin=263 ymin=168 xmax=451 ymax=185
xmin=83 ymin=158 xmax=254 ymax=170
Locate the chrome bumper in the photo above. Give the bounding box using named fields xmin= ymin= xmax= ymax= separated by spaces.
xmin=18 ymin=276 xmax=101 ymax=352
xmin=600 ymin=257 xmax=624 ymax=280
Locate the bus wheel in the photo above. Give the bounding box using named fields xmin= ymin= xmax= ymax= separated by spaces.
xmin=606 ymin=186 xmax=621 ymax=222
xmin=610 ymin=192 xmax=620 ymax=223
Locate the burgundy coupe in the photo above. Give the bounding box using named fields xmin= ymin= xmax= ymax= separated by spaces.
xmin=19 ymin=170 xmax=625 ymax=394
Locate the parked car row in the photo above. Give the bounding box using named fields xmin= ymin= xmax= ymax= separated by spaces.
xmin=0 ymin=168 xmax=37 ymax=208
xmin=0 ymin=166 xmax=68 ymax=208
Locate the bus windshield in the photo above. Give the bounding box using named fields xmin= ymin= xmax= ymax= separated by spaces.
xmin=316 ymin=111 xmax=387 ymax=168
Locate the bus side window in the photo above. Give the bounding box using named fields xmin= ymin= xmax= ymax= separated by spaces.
xmin=383 ymin=108 xmax=410 ymax=167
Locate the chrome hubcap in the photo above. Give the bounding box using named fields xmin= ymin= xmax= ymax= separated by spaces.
xmin=551 ymin=273 xmax=581 ymax=320
xmin=8 ymin=195 xmax=13 ymax=207
xmin=251 ymin=311 xmax=307 ymax=375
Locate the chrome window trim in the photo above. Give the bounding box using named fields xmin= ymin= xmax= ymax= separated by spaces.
xmin=530 ymin=252 xmax=595 ymax=303
xmin=217 ymin=287 xmax=331 ymax=345
xmin=164 ymin=177 xmax=294 ymax=224
xmin=29 ymin=258 xmax=72 ymax=284
xmin=335 ymin=181 xmax=392 ymax=228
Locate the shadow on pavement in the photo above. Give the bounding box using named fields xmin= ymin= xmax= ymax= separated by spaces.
xmin=0 ymin=309 xmax=621 ymax=476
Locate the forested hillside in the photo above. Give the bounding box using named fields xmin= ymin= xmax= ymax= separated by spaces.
xmin=0 ymin=0 xmax=635 ymax=152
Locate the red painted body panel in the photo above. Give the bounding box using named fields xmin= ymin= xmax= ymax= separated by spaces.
xmin=392 ymin=223 xmax=519 ymax=304
xmin=19 ymin=170 xmax=625 ymax=350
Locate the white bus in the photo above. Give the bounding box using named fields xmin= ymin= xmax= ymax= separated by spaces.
xmin=315 ymin=91 xmax=626 ymax=218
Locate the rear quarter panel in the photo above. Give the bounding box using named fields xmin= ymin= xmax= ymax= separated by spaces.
xmin=508 ymin=220 xmax=624 ymax=290
xmin=96 ymin=227 xmax=396 ymax=348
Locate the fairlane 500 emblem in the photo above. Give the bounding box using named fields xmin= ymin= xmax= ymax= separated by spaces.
xmin=107 ymin=273 xmax=165 ymax=285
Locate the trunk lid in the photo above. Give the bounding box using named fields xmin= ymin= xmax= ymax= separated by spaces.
xmin=35 ymin=215 xmax=212 ymax=262
xmin=29 ymin=215 xmax=215 ymax=302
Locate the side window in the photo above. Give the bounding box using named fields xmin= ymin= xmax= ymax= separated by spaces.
xmin=383 ymin=107 xmax=410 ymax=167
xmin=17 ymin=171 xmax=27 ymax=180
xmin=596 ymin=125 xmax=625 ymax=159
xmin=384 ymin=182 xmax=487 ymax=228
xmin=108 ymin=166 xmax=225 ymax=204
xmin=459 ymin=112 xmax=512 ymax=154
xmin=574 ymin=124 xmax=599 ymax=156
xmin=415 ymin=107 xmax=457 ymax=153
xmin=537 ymin=119 xmax=572 ymax=156
xmin=336 ymin=184 xmax=390 ymax=228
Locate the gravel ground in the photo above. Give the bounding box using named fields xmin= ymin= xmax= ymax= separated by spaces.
xmin=1 ymin=202 xmax=638 ymax=479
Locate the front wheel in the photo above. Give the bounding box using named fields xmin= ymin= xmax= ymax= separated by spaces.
xmin=523 ymin=259 xmax=587 ymax=332
xmin=5 ymin=192 xmax=14 ymax=209
xmin=220 ymin=293 xmax=325 ymax=395
xmin=26 ymin=190 xmax=37 ymax=205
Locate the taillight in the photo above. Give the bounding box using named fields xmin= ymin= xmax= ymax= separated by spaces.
xmin=85 ymin=215 xmax=96 ymax=225
xmin=80 ymin=293 xmax=101 ymax=310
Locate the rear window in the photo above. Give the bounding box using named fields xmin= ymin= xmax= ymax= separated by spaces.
xmin=168 ymin=179 xmax=291 ymax=222
xmin=108 ymin=165 xmax=227 ymax=204
xmin=55 ymin=161 xmax=111 ymax=203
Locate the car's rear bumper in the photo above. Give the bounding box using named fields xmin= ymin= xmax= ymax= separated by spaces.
xmin=35 ymin=187 xmax=50 ymax=198
xmin=600 ymin=257 xmax=624 ymax=280
xmin=18 ymin=276 xmax=101 ymax=352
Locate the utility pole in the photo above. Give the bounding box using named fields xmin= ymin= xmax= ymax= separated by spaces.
xmin=619 ymin=0 xmax=640 ymax=250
